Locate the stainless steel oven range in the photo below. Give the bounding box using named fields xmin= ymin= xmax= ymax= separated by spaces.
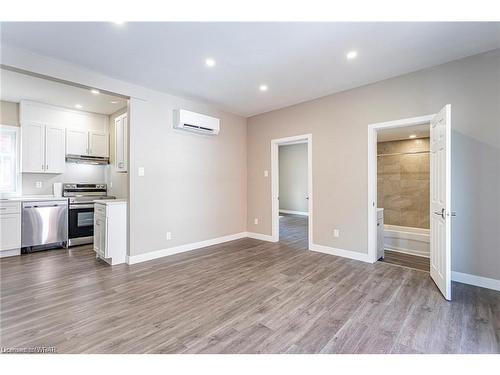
xmin=63 ymin=183 xmax=115 ymax=247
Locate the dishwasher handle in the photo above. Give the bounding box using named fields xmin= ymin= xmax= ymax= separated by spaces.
xmin=23 ymin=201 xmax=68 ymax=209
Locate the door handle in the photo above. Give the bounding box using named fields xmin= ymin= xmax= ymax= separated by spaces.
xmin=434 ymin=208 xmax=445 ymax=219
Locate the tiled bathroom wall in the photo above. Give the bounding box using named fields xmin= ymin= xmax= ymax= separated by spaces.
xmin=377 ymin=138 xmax=430 ymax=229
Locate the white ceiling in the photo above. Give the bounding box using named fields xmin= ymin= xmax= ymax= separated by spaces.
xmin=377 ymin=124 xmax=430 ymax=142
xmin=0 ymin=68 xmax=127 ymax=115
xmin=1 ymin=22 xmax=499 ymax=117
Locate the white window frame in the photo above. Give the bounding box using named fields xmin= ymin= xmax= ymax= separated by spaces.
xmin=0 ymin=124 xmax=22 ymax=197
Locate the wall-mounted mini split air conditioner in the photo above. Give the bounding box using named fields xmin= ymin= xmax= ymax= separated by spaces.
xmin=173 ymin=109 xmax=220 ymax=135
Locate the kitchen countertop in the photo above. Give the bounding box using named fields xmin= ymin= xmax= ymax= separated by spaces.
xmin=1 ymin=196 xmax=68 ymax=202
xmin=94 ymin=199 xmax=127 ymax=206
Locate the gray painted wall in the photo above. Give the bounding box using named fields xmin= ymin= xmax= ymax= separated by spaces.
xmin=0 ymin=100 xmax=19 ymax=126
xmin=279 ymin=143 xmax=308 ymax=213
xmin=247 ymin=49 xmax=500 ymax=280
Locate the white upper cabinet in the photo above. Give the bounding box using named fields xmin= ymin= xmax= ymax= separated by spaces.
xmin=66 ymin=130 xmax=108 ymax=157
xmin=66 ymin=129 xmax=89 ymax=155
xmin=21 ymin=101 xmax=110 ymax=162
xmin=21 ymin=122 xmax=45 ymax=173
xmin=21 ymin=122 xmax=66 ymax=174
xmin=45 ymin=126 xmax=66 ymax=173
xmin=89 ymin=131 xmax=108 ymax=157
xmin=115 ymin=114 xmax=128 ymax=172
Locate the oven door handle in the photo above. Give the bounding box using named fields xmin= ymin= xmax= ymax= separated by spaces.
xmin=69 ymin=204 xmax=95 ymax=210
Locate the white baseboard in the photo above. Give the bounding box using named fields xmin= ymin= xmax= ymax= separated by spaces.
xmin=246 ymin=232 xmax=276 ymax=242
xmin=0 ymin=248 xmax=21 ymax=258
xmin=127 ymin=232 xmax=248 ymax=265
xmin=279 ymin=209 xmax=309 ymax=216
xmin=385 ymin=247 xmax=430 ymax=259
xmin=310 ymin=243 xmax=371 ymax=263
xmin=452 ymin=271 xmax=500 ymax=292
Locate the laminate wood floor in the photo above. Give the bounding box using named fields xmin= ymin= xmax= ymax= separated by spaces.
xmin=381 ymin=250 xmax=430 ymax=272
xmin=1 ymin=215 xmax=499 ymax=354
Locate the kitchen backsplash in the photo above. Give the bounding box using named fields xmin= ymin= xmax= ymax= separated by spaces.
xmin=22 ymin=163 xmax=107 ymax=195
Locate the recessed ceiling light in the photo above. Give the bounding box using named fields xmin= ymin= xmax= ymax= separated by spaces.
xmin=91 ymin=89 xmax=100 ymax=95
xmin=346 ymin=50 xmax=358 ymax=60
xmin=110 ymin=101 xmax=118 ymax=104
xmin=259 ymin=84 xmax=268 ymax=92
xmin=205 ymin=58 xmax=216 ymax=67
xmin=75 ymin=104 xmax=83 ymax=109
xmin=409 ymin=134 xmax=417 ymax=139
xmin=112 ymin=21 xmax=125 ymax=25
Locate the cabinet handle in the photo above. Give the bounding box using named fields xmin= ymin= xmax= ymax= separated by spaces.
xmin=46 ymin=164 xmax=49 ymax=170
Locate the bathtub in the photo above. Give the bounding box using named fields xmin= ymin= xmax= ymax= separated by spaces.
xmin=384 ymin=224 xmax=430 ymax=258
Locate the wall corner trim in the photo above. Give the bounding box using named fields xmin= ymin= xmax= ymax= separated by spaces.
xmin=310 ymin=243 xmax=372 ymax=263
xmin=451 ymin=271 xmax=500 ymax=292
xmin=127 ymin=232 xmax=248 ymax=265
xmin=246 ymin=232 xmax=277 ymax=242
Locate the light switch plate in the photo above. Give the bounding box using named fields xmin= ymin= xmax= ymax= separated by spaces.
xmin=35 ymin=181 xmax=42 ymax=189
xmin=166 ymin=232 xmax=172 ymax=240
xmin=254 ymin=218 xmax=259 ymax=225
xmin=138 ymin=167 xmax=145 ymax=177
xmin=264 ymin=170 xmax=269 ymax=177
xmin=333 ymin=229 xmax=340 ymax=238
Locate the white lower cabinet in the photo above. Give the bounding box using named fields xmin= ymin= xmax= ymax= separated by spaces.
xmin=0 ymin=202 xmax=21 ymax=257
xmin=93 ymin=200 xmax=127 ymax=265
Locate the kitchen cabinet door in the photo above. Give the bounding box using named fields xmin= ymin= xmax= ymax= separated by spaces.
xmin=21 ymin=122 xmax=45 ymax=173
xmin=89 ymin=131 xmax=108 ymax=157
xmin=94 ymin=216 xmax=106 ymax=257
xmin=115 ymin=115 xmax=128 ymax=172
xmin=0 ymin=214 xmax=21 ymax=251
xmin=45 ymin=126 xmax=66 ymax=173
xmin=66 ymin=129 xmax=89 ymax=156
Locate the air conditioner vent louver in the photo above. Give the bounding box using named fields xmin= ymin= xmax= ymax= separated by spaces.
xmin=173 ymin=109 xmax=220 ymax=135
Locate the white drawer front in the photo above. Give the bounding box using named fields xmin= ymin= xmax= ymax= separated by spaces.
xmin=0 ymin=202 xmax=21 ymax=215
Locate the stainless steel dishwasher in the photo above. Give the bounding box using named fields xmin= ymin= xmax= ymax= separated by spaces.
xmin=21 ymin=200 xmax=68 ymax=251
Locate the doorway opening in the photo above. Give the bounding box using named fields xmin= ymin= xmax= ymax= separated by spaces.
xmin=271 ymin=134 xmax=313 ymax=250
xmin=375 ymin=123 xmax=431 ymax=272
xmin=367 ymin=107 xmax=452 ymax=300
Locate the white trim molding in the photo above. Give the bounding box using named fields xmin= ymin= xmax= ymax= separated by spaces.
xmin=452 ymin=271 xmax=500 ymax=292
xmin=246 ymin=232 xmax=276 ymax=242
xmin=279 ymin=209 xmax=309 ymax=216
xmin=310 ymin=243 xmax=371 ymax=263
xmin=127 ymin=232 xmax=248 ymax=265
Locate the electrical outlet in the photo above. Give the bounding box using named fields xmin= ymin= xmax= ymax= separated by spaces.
xmin=254 ymin=218 xmax=259 ymax=225
xmin=138 ymin=167 xmax=145 ymax=176
xmin=166 ymin=232 xmax=172 ymax=240
xmin=333 ymin=229 xmax=340 ymax=238
xmin=35 ymin=181 xmax=42 ymax=189
xmin=264 ymin=170 xmax=269 ymax=177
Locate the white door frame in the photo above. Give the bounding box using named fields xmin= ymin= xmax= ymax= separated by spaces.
xmin=271 ymin=134 xmax=313 ymax=249
xmin=367 ymin=114 xmax=435 ymax=263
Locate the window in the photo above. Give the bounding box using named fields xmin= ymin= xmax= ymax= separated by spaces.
xmin=0 ymin=125 xmax=21 ymax=196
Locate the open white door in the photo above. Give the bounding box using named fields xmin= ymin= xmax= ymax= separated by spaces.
xmin=430 ymin=104 xmax=452 ymax=300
